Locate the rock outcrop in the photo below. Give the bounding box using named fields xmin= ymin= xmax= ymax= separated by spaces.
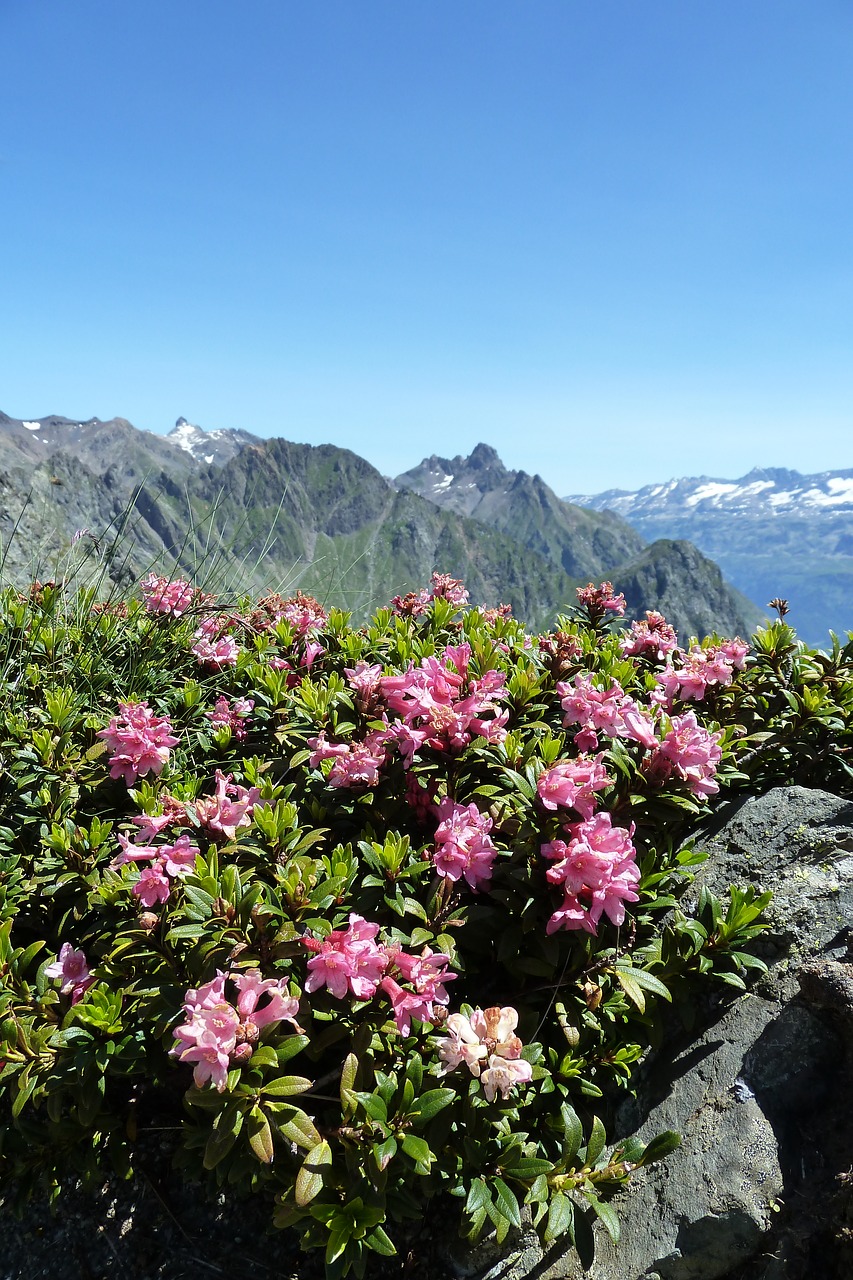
xmin=450 ymin=786 xmax=853 ymax=1280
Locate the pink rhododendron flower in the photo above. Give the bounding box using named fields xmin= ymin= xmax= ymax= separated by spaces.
xmin=45 ymin=943 xmax=95 ymax=1004
xmin=433 ymin=797 xmax=497 ymax=891
xmin=231 ymin=969 xmax=301 ymax=1032
xmin=379 ymin=946 xmax=456 ymax=1034
xmin=97 ymin=701 xmax=179 ymax=785
xmin=344 ymin=660 xmax=385 ymax=711
xmin=650 ymin=712 xmax=723 ymax=797
xmin=158 ymin=833 xmax=201 ymax=876
xmin=303 ymin=914 xmax=389 ymax=1000
xmin=427 ymin=572 xmax=469 ymax=605
xmin=308 ymin=726 xmax=393 ymax=790
xmin=435 ymin=1006 xmax=533 ymax=1099
xmin=480 ymin=1054 xmax=535 ymax=1101
xmin=132 ymin=864 xmax=171 ymax=907
xmin=558 ymin=675 xmax=628 ymax=739
xmin=129 ymin=794 xmax=188 ymax=842
xmin=542 ymin=813 xmax=640 ymax=935
xmin=140 ymin=574 xmax=196 ymax=617
xmin=191 ymin=633 xmax=240 ymax=668
xmin=537 ymin=755 xmax=611 ymax=819
xmin=206 ymin=696 xmax=254 ymax=741
xmin=719 ymin=637 xmax=749 ymax=669
xmin=380 ymin=651 xmax=507 ymax=761
xmin=303 ymin=641 xmax=325 ymax=669
xmin=557 ymin=675 xmax=657 ymax=752
xmin=620 ymin=611 xmax=679 ymax=661
xmin=576 ymin=581 xmax=626 ymax=619
xmin=113 ymin=833 xmax=160 ymax=866
xmin=193 ymin=771 xmax=261 ymax=840
xmin=653 ymin=642 xmax=746 ymax=708
xmin=171 ymin=970 xmax=301 ymax=1091
xmin=279 ymin=592 xmax=328 ymax=635
xmin=327 ymin=740 xmax=387 ymax=790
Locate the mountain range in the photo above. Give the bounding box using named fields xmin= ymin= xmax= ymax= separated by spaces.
xmin=0 ymin=410 xmax=761 ymax=640
xmin=567 ymin=468 xmax=853 ymax=647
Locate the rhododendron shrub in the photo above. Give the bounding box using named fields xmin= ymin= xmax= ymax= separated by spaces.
xmin=2 ymin=576 xmax=851 ymax=1276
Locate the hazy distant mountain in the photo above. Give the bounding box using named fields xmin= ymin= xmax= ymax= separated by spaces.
xmin=0 ymin=411 xmax=761 ymax=637
xmin=567 ymin=467 xmax=853 ymax=646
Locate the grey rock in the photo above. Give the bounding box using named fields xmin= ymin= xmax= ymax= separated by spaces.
xmin=453 ymin=787 xmax=853 ymax=1280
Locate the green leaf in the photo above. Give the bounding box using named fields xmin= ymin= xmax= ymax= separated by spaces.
xmin=614 ymin=969 xmax=645 ymax=1013
xmin=401 ymin=1134 xmax=434 ymax=1171
xmin=276 ymin=1034 xmax=311 ymax=1063
xmin=410 ymin=1087 xmax=455 ymax=1125
xmin=465 ymin=1178 xmax=491 ymax=1219
xmin=277 ymin=1108 xmax=321 ymax=1150
xmin=247 ymin=1108 xmax=275 ymax=1164
xmin=613 ymin=964 xmax=672 ymax=1002
xmin=636 ymin=1130 xmax=681 ymax=1166
xmin=365 ymin=1225 xmax=397 ymax=1257
xmin=561 ymin=1102 xmax=584 ymax=1162
xmin=263 ymin=1074 xmax=312 ymax=1097
xmin=584 ymin=1191 xmax=620 ymax=1244
xmin=354 ymin=1090 xmax=387 ymax=1123
xmin=544 ymin=1192 xmax=574 ymax=1243
xmin=340 ymin=1052 xmax=358 ymax=1098
xmin=250 ymin=1046 xmax=278 ymax=1070
xmin=492 ymin=1178 xmax=522 ymax=1229
xmin=294 ymin=1139 xmax=332 ymax=1207
xmin=203 ymin=1107 xmax=244 ymax=1170
xmin=585 ymin=1115 xmax=607 ymax=1167
xmin=510 ymin=1157 xmax=554 ymax=1180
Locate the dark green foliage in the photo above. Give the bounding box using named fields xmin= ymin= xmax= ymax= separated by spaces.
xmin=1 ymin=576 xmax=849 ymax=1276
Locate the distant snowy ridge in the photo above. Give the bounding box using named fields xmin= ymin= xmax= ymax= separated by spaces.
xmin=567 ymin=466 xmax=853 ymax=517
xmin=567 ymin=464 xmax=853 ymax=647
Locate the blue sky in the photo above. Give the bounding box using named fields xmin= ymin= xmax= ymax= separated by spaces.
xmin=1 ymin=0 xmax=851 ymax=494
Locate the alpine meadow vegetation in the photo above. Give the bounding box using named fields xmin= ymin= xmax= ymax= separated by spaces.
xmin=2 ymin=566 xmax=853 ymax=1278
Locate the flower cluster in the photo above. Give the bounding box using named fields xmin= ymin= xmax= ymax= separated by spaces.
xmin=45 ymin=943 xmax=95 ymax=1004
xmin=646 ymin=712 xmax=724 ymax=797
xmin=191 ymin=632 xmax=240 ymax=668
xmin=97 ymin=701 xmax=179 ymax=785
xmin=557 ymin=674 xmax=657 ymax=753
xmin=113 ymin=830 xmax=200 ymax=907
xmin=542 ymin=813 xmax=640 ymax=935
xmin=381 ymin=644 xmax=508 ymax=760
xmin=205 ymin=695 xmax=254 ymax=741
xmin=140 ymin=574 xmax=197 ymax=617
xmin=432 ymin=797 xmax=497 ymax=891
xmin=575 ymin=580 xmax=626 ymax=622
xmin=392 ymin=571 xmax=470 ymax=616
xmin=620 ymin=610 xmax=679 ymax=661
xmin=436 ymin=1006 xmax=534 ymax=1101
xmin=537 ymin=755 xmax=612 ymax=820
xmin=193 ymin=771 xmax=261 ymax=840
xmin=308 ymin=726 xmax=393 ymax=790
xmin=654 ymin=639 xmax=750 ymax=707
xmin=171 ymin=970 xmax=301 ymax=1091
xmin=303 ymin=914 xmax=455 ymax=1035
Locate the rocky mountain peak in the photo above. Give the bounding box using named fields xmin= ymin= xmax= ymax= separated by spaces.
xmin=466 ymin=442 xmax=504 ymax=472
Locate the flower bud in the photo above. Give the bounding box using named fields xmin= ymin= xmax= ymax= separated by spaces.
xmin=231 ymin=1042 xmax=254 ymax=1064
xmin=138 ymin=912 xmax=159 ymax=933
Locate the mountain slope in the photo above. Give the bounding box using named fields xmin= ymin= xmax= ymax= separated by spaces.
xmin=395 ymin=443 xmax=645 ymax=580
xmin=568 ymin=467 xmax=853 ymax=646
xmin=396 ymin=444 xmax=761 ymax=638
xmin=0 ymin=411 xmax=760 ymax=637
